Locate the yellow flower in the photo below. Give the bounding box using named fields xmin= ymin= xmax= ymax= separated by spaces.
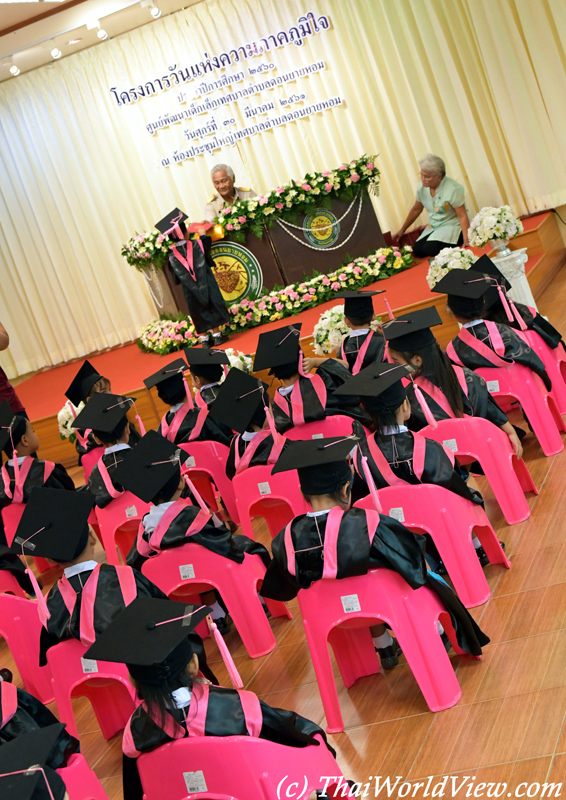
xmin=285 ymin=302 xmax=293 ymax=309
xmin=394 ymin=258 xmax=403 ymax=270
xmin=271 ymin=312 xmax=281 ymax=321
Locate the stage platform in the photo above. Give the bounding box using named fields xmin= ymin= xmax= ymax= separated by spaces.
xmin=18 ymin=211 xmax=565 ymax=467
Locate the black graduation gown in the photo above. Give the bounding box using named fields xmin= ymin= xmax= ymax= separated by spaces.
xmin=273 ymin=359 xmax=370 ymax=433
xmin=260 ymin=507 xmax=489 ymax=656
xmin=75 ymin=423 xmax=140 ymax=463
xmin=487 ymin=302 xmax=563 ymax=350
xmin=0 ymin=684 xmax=80 ymax=768
xmin=352 ymin=428 xmax=482 ymax=504
xmin=449 ymin=322 xmax=551 ymax=390
xmin=225 ymin=432 xmax=284 ymax=480
xmin=39 ymin=564 xmax=166 ymax=665
xmin=0 ymin=545 xmax=35 ymax=594
xmin=86 ymin=450 xmax=129 ymax=508
xmin=0 ymin=460 xmax=75 ymax=510
xmin=168 ymin=236 xmax=229 ymax=334
xmin=406 ymin=367 xmax=509 ymax=431
xmin=340 ymin=331 xmax=385 ymax=373
xmin=157 ymin=406 xmax=232 ymax=447
xmin=198 ymin=384 xmax=221 ymax=406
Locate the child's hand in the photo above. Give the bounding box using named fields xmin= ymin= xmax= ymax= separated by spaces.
xmin=302 ymin=357 xmax=324 ymax=373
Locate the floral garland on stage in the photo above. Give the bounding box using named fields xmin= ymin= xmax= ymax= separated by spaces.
xmin=216 ymin=154 xmax=380 ymax=242
xmin=426 ymin=247 xmax=478 ymax=289
xmin=138 ymin=246 xmax=414 ymax=355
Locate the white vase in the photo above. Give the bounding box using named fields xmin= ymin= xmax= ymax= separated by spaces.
xmin=489 ymin=238 xmax=512 ymax=256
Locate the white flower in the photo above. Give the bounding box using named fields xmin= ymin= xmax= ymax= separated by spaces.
xmin=57 ymin=400 xmax=84 ymax=440
xmin=313 ymin=305 xmax=350 ymax=355
xmin=427 ymin=247 xmax=478 ymax=289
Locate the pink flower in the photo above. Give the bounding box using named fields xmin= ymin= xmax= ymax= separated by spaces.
xmin=224 ymin=206 xmax=232 ymax=214
xmin=248 ymin=300 xmax=255 ymax=308
xmin=285 ymin=287 xmax=294 ymax=295
xmin=157 ymin=235 xmax=164 ymax=243
xmin=339 ymin=273 xmax=347 ymax=281
xmin=301 ymin=183 xmax=312 ymax=191
xmin=350 ymin=173 xmax=360 ymax=182
xmin=231 ymin=307 xmax=238 ymax=314
xmin=367 ymin=162 xmax=374 ymax=170
xmin=246 ymin=312 xmax=253 ymax=321
xmin=378 ymin=255 xmax=386 ymax=263
xmin=275 ymin=302 xmax=283 ymax=311
xmin=324 ymin=182 xmax=333 ymax=192
xmin=322 ymin=276 xmax=331 ymax=286
xmin=298 ymin=284 xmax=307 ymax=292
xmin=226 ymin=223 xmax=233 ymax=230
xmin=184 ymin=330 xmax=192 ymax=338
xmin=275 ymin=187 xmax=285 ymax=194
xmin=308 ymin=287 xmax=316 ymax=295
xmin=347 ymin=262 xmax=354 ymax=267
xmin=139 ymin=237 xmax=145 ymax=243
xmin=238 ymin=216 xmax=246 ymax=224
xmin=301 ymin=293 xmax=311 ymax=303
xmin=275 ymin=202 xmax=284 ymax=210
xmin=240 ymin=299 xmax=249 ymax=307
xmin=258 ymin=196 xmax=268 ymax=206
xmin=290 ymin=291 xmax=299 ymax=301
xmin=258 ymin=301 xmax=266 ymax=310
xmin=353 ymin=266 xmax=362 ymax=275
xmin=393 ymin=251 xmax=402 ymax=258
xmin=331 ymin=281 xmax=341 ymax=290
xmin=338 ymin=165 xmax=347 ymax=171
xmin=322 ymin=170 xmax=331 ymax=177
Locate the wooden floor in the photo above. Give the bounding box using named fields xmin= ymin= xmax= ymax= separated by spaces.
xmin=2 ymin=268 xmax=566 ymax=798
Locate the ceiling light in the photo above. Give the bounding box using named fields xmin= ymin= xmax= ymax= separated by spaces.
xmin=97 ymin=28 xmax=108 ymax=40
xmin=51 ymin=47 xmax=62 ymax=59
xmin=150 ymin=5 xmax=161 ymax=17
xmin=9 ymin=65 xmax=20 ymax=76
xmin=67 ymin=38 xmax=81 ymax=45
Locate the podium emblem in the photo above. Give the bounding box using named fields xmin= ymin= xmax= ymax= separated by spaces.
xmin=303 ymin=208 xmax=340 ymax=248
xmin=210 ymin=241 xmax=263 ymax=304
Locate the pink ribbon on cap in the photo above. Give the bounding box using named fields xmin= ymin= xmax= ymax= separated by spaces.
xmin=164 ymin=212 xmax=185 ymax=241
xmin=383 ymin=296 xmax=395 ymax=321
xmin=360 ymin=455 xmax=384 ymax=513
xmin=16 ymin=526 xmax=51 ymax=624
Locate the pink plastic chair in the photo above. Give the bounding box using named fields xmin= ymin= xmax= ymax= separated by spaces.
xmin=355 ymin=484 xmax=510 ymax=607
xmin=232 ymin=465 xmax=311 ymax=540
xmin=419 ymin=416 xmax=537 ymax=525
xmin=2 ymin=503 xmax=52 ymax=574
xmin=142 ymin=544 xmax=291 ymax=659
xmin=475 ymin=363 xmax=565 ymax=456
xmin=0 ymin=570 xmax=27 ymax=597
xmin=81 ymin=446 xmax=104 ymax=482
xmin=179 ymin=441 xmax=240 ymax=524
xmin=94 ymin=492 xmax=151 ymax=565
xmin=46 ymin=638 xmax=137 ymax=739
xmin=297 ymin=568 xmax=469 ymax=733
xmin=283 ymin=414 xmax=357 ymax=441
xmin=56 ymin=753 xmax=109 ymax=800
xmin=522 ymin=330 xmax=566 ymax=415
xmin=0 ymin=594 xmax=54 ymax=703
xmin=137 ymin=733 xmax=353 ymax=800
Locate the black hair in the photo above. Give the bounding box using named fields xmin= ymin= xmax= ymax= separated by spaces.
xmin=398 ymin=342 xmax=464 ymax=417
xmin=361 ymin=400 xmax=403 ymax=441
xmin=447 ymin=295 xmax=487 ymax=321
xmin=3 ymin=415 xmax=29 ymax=457
xmin=270 ymin=360 xmax=299 ymax=381
xmin=92 ymin=415 xmax=129 ymax=445
xmin=247 ymin=402 xmax=267 ymax=431
xmin=86 ymin=375 xmax=111 ymax=400
xmin=345 ymin=313 xmax=373 ymax=328
xmin=152 ymin=470 xmax=181 ymax=505
xmin=190 ymin=364 xmax=223 ymax=383
xmin=156 ymin=375 xmax=187 ymax=406
xmin=302 ymin=483 xmax=351 ymax=508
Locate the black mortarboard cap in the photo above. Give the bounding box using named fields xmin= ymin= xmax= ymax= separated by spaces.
xmin=474 ymin=255 xmax=511 ymax=291
xmin=0 ymin=400 xmax=27 ymax=454
xmin=71 ymin=392 xmax=133 ymax=435
xmin=253 ymin=324 xmax=302 ymax=372
xmin=0 ymin=725 xmax=67 ymax=800
xmin=208 ymin=368 xmax=268 ymax=434
xmin=83 ymin=597 xmax=210 ymax=666
xmin=10 ymin=487 xmax=94 ymax=562
xmin=155 ymin=208 xmax=188 ymax=240
xmin=143 ymin=358 xmax=189 ymax=390
xmin=272 ymin=436 xmax=358 ymax=496
xmin=110 ymin=430 xmax=188 ymax=504
xmin=64 ymin=360 xmax=102 ymax=406
xmin=336 ymin=289 xmax=384 ymax=321
xmin=431 ymin=268 xmax=493 ymax=299
xmin=334 ymin=362 xmax=411 ymax=398
xmin=183 ymin=347 xmax=229 ymax=366
xmin=382 ymin=306 xmax=443 ymax=350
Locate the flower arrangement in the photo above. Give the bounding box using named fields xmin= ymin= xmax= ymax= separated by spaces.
xmin=138 ymin=246 xmax=414 ymax=355
xmin=57 ymin=400 xmax=84 ymax=443
xmin=216 ymin=154 xmax=380 ymax=242
xmin=121 ymin=231 xmax=174 ymax=272
xmin=222 ymin=348 xmax=253 ymax=376
xmin=426 ymin=247 xmax=478 ymax=290
xmin=468 ymin=206 xmax=523 ymax=249
xmin=313 ymin=305 xmax=382 ymax=355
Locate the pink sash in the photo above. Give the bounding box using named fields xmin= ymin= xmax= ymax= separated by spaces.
xmin=195 ymin=391 xmax=209 ymax=410
xmin=340 ymin=332 xmax=376 ymax=375
xmin=364 ymin=431 xmax=429 ymax=486
xmin=171 ymin=239 xmax=205 ymax=282
xmin=97 ymin=458 xmax=124 ymax=500
xmin=413 ymin=368 xmax=468 ymax=421
xmin=0 ymin=681 xmax=18 ymax=728
xmin=273 ymin=373 xmax=327 ymax=427
xmin=449 ymin=322 xmax=509 ymax=368
xmin=148 ymin=499 xmax=210 ymax=552
xmin=188 ymin=406 xmax=209 ymax=442
xmin=160 ymin=405 xmax=193 ymax=444
xmin=2 ymin=458 xmax=55 ymax=503
xmin=232 ymin=431 xmax=286 ymax=474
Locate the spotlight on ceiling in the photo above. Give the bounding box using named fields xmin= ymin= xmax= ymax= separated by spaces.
xmin=9 ymin=64 xmax=20 ymax=76
xmin=97 ymin=28 xmax=108 ymax=40
xmin=51 ymin=47 xmax=62 ymax=59
xmin=150 ymin=4 xmax=161 ymax=17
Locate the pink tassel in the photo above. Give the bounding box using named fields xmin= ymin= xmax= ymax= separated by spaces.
xmin=135 ymin=414 xmax=146 ymax=436
xmin=261 ymin=388 xmax=281 ymax=444
xmin=207 ymin=615 xmax=243 ymax=689
xmin=413 ymin=384 xmax=438 ymax=429
xmin=361 ymin=456 xmax=383 ymax=513
xmin=497 ymin=285 xmax=514 ymax=324
xmin=383 ymin=297 xmax=395 ymax=321
xmin=223 ymin=364 xmax=229 ymax=379
xmin=26 ymin=569 xmax=50 ymax=626
xmin=183 ymin=375 xmax=195 ymax=410
xmin=298 ymin=351 xmax=307 ymax=377
xmin=67 ymin=400 xmax=78 ymax=420
xmin=510 ymin=300 xmax=528 ymax=331
xmin=180 ymin=471 xmax=210 ymax=513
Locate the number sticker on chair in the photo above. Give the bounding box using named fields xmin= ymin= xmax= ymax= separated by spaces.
xmin=81 ymin=658 xmax=98 ymax=674
xmin=487 ymin=380 xmax=500 ymax=393
xmin=125 ymin=505 xmax=138 ymax=518
xmin=258 ymin=481 xmax=271 ymax=495
xmin=311 ymin=433 xmax=324 ymax=439
xmin=186 ymin=456 xmax=196 ymax=467
xmin=183 ymin=771 xmax=208 ymax=793
xmin=341 ymin=594 xmax=361 ymax=613
xmin=179 ymin=564 xmax=195 ymax=579
xmin=389 ymin=507 xmax=405 ymax=523
xmin=442 ymin=438 xmax=458 ymax=452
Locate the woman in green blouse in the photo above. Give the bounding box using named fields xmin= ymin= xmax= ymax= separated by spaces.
xmin=393 ymin=154 xmax=470 ymax=259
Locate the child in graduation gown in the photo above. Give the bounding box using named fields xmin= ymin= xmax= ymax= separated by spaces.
xmin=382 ymin=306 xmax=524 ymax=459
xmin=431 ymin=269 xmax=551 ymax=389
xmin=0 ymin=726 xmax=72 ymax=800
xmin=146 ymin=356 xmax=232 ymax=448
xmin=335 ymin=290 xmax=386 ymax=374
xmin=253 ymin=324 xmax=370 ymax=434
xmin=65 ymin=360 xmax=140 ymax=464
xmin=13 ymin=489 xmax=168 ymax=667
xmin=260 ymin=437 xmax=490 ymax=667
xmin=0 ymin=680 xmax=79 ymax=769
xmin=83 ymin=597 xmax=345 ymax=800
